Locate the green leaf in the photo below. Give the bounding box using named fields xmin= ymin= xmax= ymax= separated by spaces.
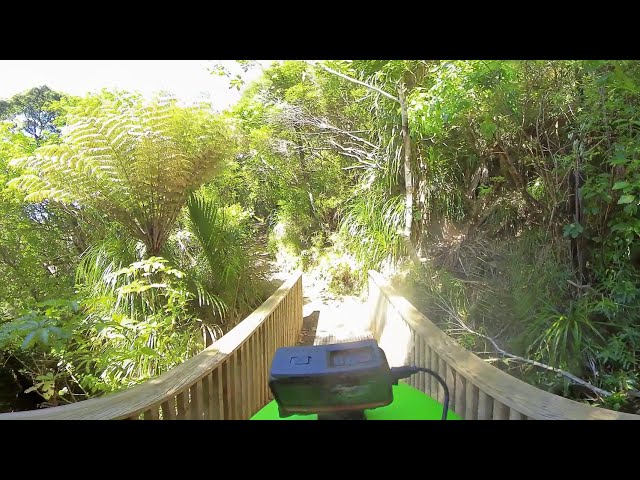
xmin=562 ymin=223 xmax=584 ymax=238
xmin=610 ymin=152 xmax=628 ymax=166
xmin=140 ymin=346 xmax=161 ymax=357
xmin=617 ymin=194 xmax=635 ymax=204
xmin=612 ymin=181 xmax=630 ymax=190
xmin=21 ymin=331 xmax=37 ymax=349
xmin=479 ymin=120 xmax=497 ymax=140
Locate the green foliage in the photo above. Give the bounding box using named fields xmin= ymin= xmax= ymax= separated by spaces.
xmin=75 ymin=256 xmax=202 ymax=392
xmin=230 ymin=61 xmax=353 ymax=261
xmin=0 ymin=298 xmax=78 ymax=352
xmin=0 ymin=122 xmax=77 ymax=312
xmin=9 ymin=93 xmax=233 ymax=256
xmin=1 ymin=256 xmax=203 ymax=400
xmin=0 ymin=297 xmax=82 ymax=404
xmin=524 ymin=298 xmax=605 ymax=372
xmin=185 ymin=190 xmax=268 ymax=323
xmin=5 ymin=61 xmax=640 ymax=415
xmin=577 ymin=62 xmax=640 ymax=313
xmin=339 ymin=190 xmax=406 ymax=274
xmin=0 ymin=85 xmax=63 ymax=144
xmin=0 ymin=89 xmax=262 ymax=410
xmin=563 ymin=222 xmax=584 ymax=238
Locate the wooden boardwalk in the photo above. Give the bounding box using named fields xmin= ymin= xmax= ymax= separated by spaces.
xmin=295 ymin=274 xmax=373 ymax=346
xmin=1 ymin=270 xmax=638 ymax=420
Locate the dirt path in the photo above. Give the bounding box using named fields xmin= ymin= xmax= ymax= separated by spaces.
xmin=269 ymin=266 xmax=372 ymax=347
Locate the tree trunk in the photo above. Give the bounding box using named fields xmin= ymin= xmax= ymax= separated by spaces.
xmin=309 ymin=61 xmax=425 ymax=264
xmin=294 ymin=127 xmax=318 ymax=221
xmin=398 ymin=84 xmax=422 ymax=266
xmin=398 ymin=85 xmax=413 ymax=239
xmin=493 ymin=142 xmax=541 ymax=212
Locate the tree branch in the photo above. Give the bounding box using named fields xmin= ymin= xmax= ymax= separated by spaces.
xmin=433 ymin=295 xmax=612 ymax=398
xmin=309 ymin=61 xmax=400 ymax=104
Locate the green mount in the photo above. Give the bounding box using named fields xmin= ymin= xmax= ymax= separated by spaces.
xmin=251 ymin=383 xmax=462 ymax=420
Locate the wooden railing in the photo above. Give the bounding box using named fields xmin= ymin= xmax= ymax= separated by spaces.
xmin=0 ymin=272 xmax=303 ymax=420
xmin=367 ymin=270 xmax=640 ymax=420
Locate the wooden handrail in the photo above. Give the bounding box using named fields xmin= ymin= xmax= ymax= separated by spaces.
xmin=367 ymin=270 xmax=640 ymax=420
xmin=0 ymin=272 xmax=303 ymax=420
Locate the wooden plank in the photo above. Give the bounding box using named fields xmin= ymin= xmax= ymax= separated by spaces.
xmin=248 ymin=333 xmax=257 ymax=416
xmin=284 ymin=296 xmax=291 ymax=346
xmin=277 ymin=303 xmax=283 ymax=347
xmin=206 ymin=371 xmax=215 ymax=420
xmin=282 ymin=301 xmax=287 ymax=345
xmin=161 ymin=399 xmax=176 ymax=420
xmin=268 ymin=313 xmax=274 ymax=393
xmin=365 ymin=270 xmax=640 ymax=420
xmin=189 ymin=381 xmax=202 ymax=420
xmin=258 ymin=326 xmax=266 ymax=408
xmin=296 ymin=276 xmax=303 ymax=335
xmin=281 ymin=298 xmax=291 ymax=347
xmin=446 ymin=364 xmax=456 ymax=414
xmin=465 ymin=383 xmax=479 ymax=420
xmin=493 ymin=400 xmax=509 ymax=420
xmin=292 ymin=280 xmax=298 ymax=339
xmin=176 ymin=390 xmax=188 ymax=420
xmin=414 ymin=335 xmax=421 ymax=391
xmin=272 ymin=307 xmax=278 ymax=350
xmin=231 ymin=351 xmax=241 ymax=419
xmin=267 ymin=314 xmax=275 ymax=401
xmin=293 ymin=292 xmax=298 ymax=341
xmin=293 ymin=289 xmax=299 ymax=344
xmin=201 ymin=375 xmax=210 ymax=420
xmin=241 ymin=345 xmax=250 ymax=419
xmin=477 ymin=390 xmax=493 ymax=420
xmin=438 ymin=356 xmax=447 ymax=405
xmin=454 ymin=370 xmax=466 ymax=418
xmin=410 ymin=331 xmax=417 ymax=389
xmin=422 ymin=344 xmax=432 ymax=397
xmin=286 ymin=296 xmax=291 ymax=345
xmin=431 ymin=350 xmax=440 ymax=403
xmin=143 ymin=406 xmax=159 ymax=420
xmin=211 ymin=368 xmax=224 ymax=419
xmin=252 ymin=332 xmax=261 ymax=414
xmin=509 ymin=409 xmax=525 ymax=420
xmin=263 ymin=321 xmax=270 ymax=402
xmin=222 ymin=359 xmax=233 ymax=420
xmin=237 ymin=347 xmax=246 ymax=419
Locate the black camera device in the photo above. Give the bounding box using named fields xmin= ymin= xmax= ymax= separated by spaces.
xmin=268 ymin=339 xmax=393 ymax=420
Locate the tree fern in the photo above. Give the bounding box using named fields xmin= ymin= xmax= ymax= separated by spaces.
xmin=9 ymin=94 xmax=234 ymax=256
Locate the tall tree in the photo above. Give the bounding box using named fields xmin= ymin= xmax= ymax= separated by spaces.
xmin=0 ymin=86 xmax=63 ymax=145
xmin=0 ymin=121 xmax=76 ymax=310
xmin=311 ymin=60 xmax=425 ymax=263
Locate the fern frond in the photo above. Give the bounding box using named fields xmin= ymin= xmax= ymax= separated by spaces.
xmin=9 ymin=95 xmax=233 ymax=255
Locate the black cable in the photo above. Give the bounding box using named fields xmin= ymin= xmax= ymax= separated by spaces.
xmin=390 ymin=366 xmax=450 ymax=420
xmin=415 ymin=368 xmax=449 ymax=421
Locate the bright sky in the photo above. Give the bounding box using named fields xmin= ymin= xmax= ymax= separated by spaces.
xmin=0 ymin=60 xmax=271 ymax=111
